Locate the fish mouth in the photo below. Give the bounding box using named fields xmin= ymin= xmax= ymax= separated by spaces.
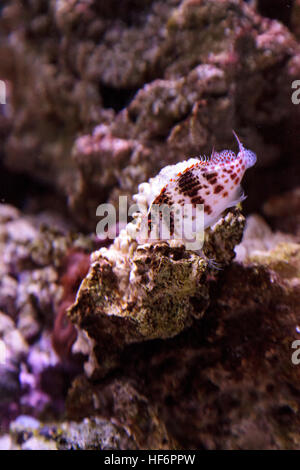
xmin=245 ymin=149 xmax=257 ymax=168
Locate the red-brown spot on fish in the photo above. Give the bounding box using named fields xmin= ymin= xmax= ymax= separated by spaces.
xmin=214 ymin=185 xmax=224 ymax=194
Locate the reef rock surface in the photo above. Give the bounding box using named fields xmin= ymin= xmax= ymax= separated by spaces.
xmin=0 ymin=0 xmax=300 ymax=451
xmin=0 ymin=0 xmax=300 ymax=227
xmin=66 ymin=213 xmax=300 ymax=450
xmin=69 ymin=207 xmax=245 ymax=378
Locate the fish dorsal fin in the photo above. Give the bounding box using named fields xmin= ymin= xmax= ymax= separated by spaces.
xmin=197 ymin=154 xmax=211 ymax=164
xmin=196 ymin=131 xmax=249 ymax=165
xmin=232 ymin=130 xmax=245 ymax=153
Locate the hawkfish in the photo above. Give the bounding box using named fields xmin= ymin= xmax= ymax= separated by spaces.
xmin=132 ymin=131 xmax=256 ymax=252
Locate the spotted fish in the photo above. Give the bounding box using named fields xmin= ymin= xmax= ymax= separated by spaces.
xmin=133 ymin=131 xmax=256 ymax=247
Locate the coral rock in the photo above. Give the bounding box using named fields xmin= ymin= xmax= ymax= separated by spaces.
xmin=69 ymin=207 xmax=245 ymax=378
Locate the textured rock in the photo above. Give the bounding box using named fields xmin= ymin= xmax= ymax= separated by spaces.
xmin=66 ymin=378 xmax=177 ymax=450
xmin=1 ymin=0 xmax=300 ymax=451
xmin=0 ymin=204 xmax=92 ymax=327
xmin=65 ymin=218 xmax=300 ymax=449
xmin=234 ymin=214 xmax=298 ymax=262
xmin=0 ymin=204 xmax=93 ymax=424
xmin=0 ymin=0 xmax=299 ymax=227
xmin=0 ymin=311 xmax=28 ymax=406
xmin=2 ymin=399 xmax=175 ymax=450
xmin=69 ymin=206 xmax=245 ymax=378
